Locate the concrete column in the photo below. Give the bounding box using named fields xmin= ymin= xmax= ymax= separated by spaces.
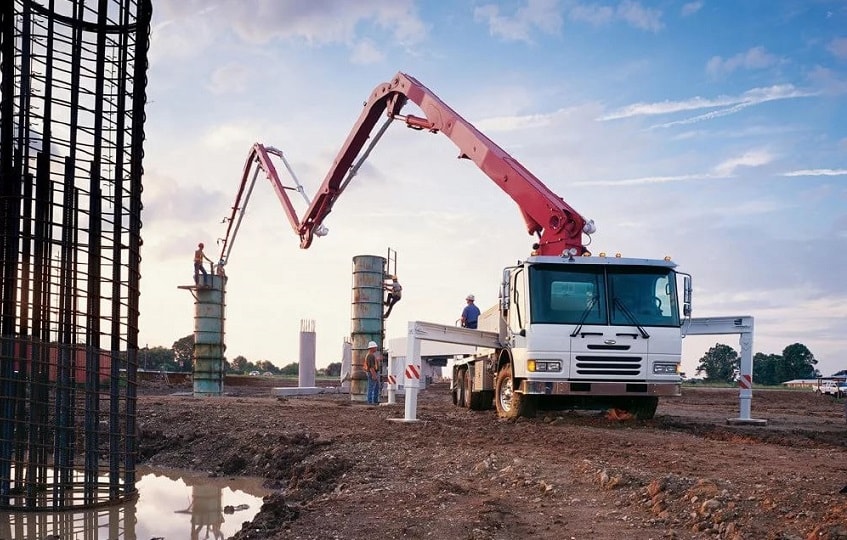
xmin=341 ymin=338 xmax=352 ymax=390
xmin=193 ymin=274 xmax=226 ymax=396
xmin=299 ymin=319 xmax=316 ymax=388
xmin=350 ymin=255 xmax=385 ymax=402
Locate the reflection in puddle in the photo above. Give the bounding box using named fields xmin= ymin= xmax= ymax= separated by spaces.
xmin=0 ymin=466 xmax=270 ymax=539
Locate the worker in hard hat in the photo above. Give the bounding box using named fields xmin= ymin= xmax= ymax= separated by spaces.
xmin=365 ymin=341 xmax=381 ymax=405
xmin=194 ymin=242 xmax=212 ymax=287
xmin=383 ymin=275 xmax=402 ymax=319
xmin=461 ymin=294 xmax=480 ymax=329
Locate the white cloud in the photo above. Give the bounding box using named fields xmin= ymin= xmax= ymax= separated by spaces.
xmin=566 ymin=1 xmax=662 ymax=31
xmin=706 ymin=46 xmax=780 ymax=77
xmin=827 ymin=37 xmax=847 ymax=60
xmin=208 ymin=64 xmax=250 ymax=95
xmin=782 ymin=168 xmax=847 ymax=177
xmin=475 ymin=110 xmax=563 ymax=132
xmin=150 ymin=0 xmax=426 ymax=63
xmin=573 ymin=149 xmax=775 ymax=187
xmin=350 ymin=39 xmax=386 ymax=65
xmin=201 ymin=122 xmax=261 ymax=149
xmin=474 ymin=0 xmax=563 ymax=43
xmin=599 ymin=84 xmax=816 ymax=127
xmin=712 ymin=149 xmax=774 ymax=176
xmin=572 ymin=172 xmax=719 ymax=187
xmin=807 ymin=66 xmax=847 ymax=95
xmin=228 ymin=0 xmax=426 ymax=46
xmin=615 ymin=0 xmax=663 ymax=32
xmin=567 ymin=3 xmax=614 ymax=25
xmin=681 ymin=1 xmax=703 ymax=17
xmin=475 ymin=0 xmax=663 ymax=41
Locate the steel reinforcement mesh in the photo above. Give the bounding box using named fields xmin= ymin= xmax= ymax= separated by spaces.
xmin=0 ymin=0 xmax=151 ymax=509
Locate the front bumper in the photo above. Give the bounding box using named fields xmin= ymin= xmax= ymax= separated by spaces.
xmin=520 ymin=380 xmax=681 ymax=397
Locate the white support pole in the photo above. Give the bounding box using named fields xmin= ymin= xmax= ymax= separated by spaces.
xmin=386 ymin=354 xmax=397 ymax=405
xmin=388 ymin=320 xmax=501 ymax=424
xmin=737 ymin=331 xmax=754 ymax=421
xmin=340 ymin=339 xmax=352 ymax=390
xmin=395 ymin=322 xmax=422 ymax=422
xmin=684 ymin=315 xmax=766 ymax=425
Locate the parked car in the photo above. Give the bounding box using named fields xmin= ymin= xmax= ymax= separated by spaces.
xmin=816 ymin=380 xmax=847 ymax=398
xmin=248 ymin=370 xmax=260 ymax=376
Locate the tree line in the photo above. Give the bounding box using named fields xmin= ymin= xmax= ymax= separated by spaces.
xmin=139 ymin=334 xmax=342 ymax=377
xmin=694 ymin=342 xmax=840 ymax=385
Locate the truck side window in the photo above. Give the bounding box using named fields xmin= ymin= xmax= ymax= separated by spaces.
xmin=513 ymin=268 xmax=526 ymax=329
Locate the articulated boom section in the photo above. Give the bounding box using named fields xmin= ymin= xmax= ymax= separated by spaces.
xmin=218 ymin=143 xmax=323 ymax=267
xmin=225 ymin=72 xmax=590 ymax=256
xmin=218 ymin=72 xmax=593 ymax=266
xmin=299 ymin=72 xmax=590 ymax=255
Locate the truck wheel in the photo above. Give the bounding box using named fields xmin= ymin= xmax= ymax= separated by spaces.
xmin=465 ymin=371 xmax=486 ymax=411
xmin=455 ymin=370 xmax=467 ymax=408
xmin=495 ymin=364 xmax=535 ymax=419
xmin=628 ymin=397 xmax=659 ymax=420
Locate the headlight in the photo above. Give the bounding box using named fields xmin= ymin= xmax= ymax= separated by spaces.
xmin=653 ymin=363 xmax=679 ymax=374
xmin=528 ymin=360 xmax=562 ymax=372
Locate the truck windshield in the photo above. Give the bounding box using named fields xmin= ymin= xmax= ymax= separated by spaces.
xmin=528 ymin=264 xmax=680 ymax=327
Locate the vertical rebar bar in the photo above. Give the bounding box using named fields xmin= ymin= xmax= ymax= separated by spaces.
xmin=0 ymin=0 xmax=151 ymax=510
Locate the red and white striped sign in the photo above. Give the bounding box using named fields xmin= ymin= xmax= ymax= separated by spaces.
xmin=738 ymin=374 xmax=752 ymax=390
xmin=405 ymin=364 xmax=420 ymax=380
xmin=387 ymin=375 xmax=396 ymax=385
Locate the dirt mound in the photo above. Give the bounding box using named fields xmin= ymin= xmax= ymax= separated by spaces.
xmin=136 ymin=385 xmax=847 ymax=539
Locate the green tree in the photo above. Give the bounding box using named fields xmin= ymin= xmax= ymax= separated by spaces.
xmin=325 ymin=362 xmax=342 ymax=377
xmin=752 ymin=353 xmax=781 ymax=386
xmin=777 ymin=343 xmax=818 ymax=382
xmin=279 ymin=362 xmax=299 ymax=376
xmin=255 ymin=360 xmax=278 ymax=374
xmin=172 ymin=334 xmax=194 ymax=372
xmin=230 ymin=355 xmax=249 ymax=373
xmin=140 ymin=346 xmax=175 ymax=370
xmin=696 ymin=343 xmax=738 ymax=383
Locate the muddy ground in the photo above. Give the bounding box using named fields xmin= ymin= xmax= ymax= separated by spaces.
xmin=137 ymin=377 xmax=847 ymax=540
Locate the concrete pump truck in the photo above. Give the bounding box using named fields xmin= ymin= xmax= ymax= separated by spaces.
xmin=217 ymin=72 xmax=691 ymax=420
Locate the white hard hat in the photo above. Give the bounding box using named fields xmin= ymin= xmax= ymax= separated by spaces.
xmin=367 ymin=341 xmax=378 ymax=349
xmin=466 ymin=294 xmax=475 ymax=301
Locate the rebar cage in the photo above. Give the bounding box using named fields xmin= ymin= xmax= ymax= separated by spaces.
xmin=0 ymin=0 xmax=151 ymax=510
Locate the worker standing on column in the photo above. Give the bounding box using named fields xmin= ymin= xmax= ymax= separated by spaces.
xmin=365 ymin=341 xmax=381 ymax=405
xmin=194 ymin=242 xmax=212 ymax=287
xmin=461 ymin=294 xmax=480 ymax=329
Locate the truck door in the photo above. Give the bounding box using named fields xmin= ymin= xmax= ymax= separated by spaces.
xmin=509 ymin=267 xmax=528 ymax=373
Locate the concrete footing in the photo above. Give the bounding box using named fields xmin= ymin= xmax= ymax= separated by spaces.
xmin=726 ymin=417 xmax=768 ymax=426
xmin=271 ymin=386 xmax=349 ymax=397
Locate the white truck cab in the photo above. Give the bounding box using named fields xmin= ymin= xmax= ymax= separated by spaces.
xmin=454 ymin=254 xmax=690 ymax=419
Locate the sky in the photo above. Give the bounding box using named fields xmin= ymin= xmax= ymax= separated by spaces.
xmin=139 ymin=0 xmax=847 ymax=378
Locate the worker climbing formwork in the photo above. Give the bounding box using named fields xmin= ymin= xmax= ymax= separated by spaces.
xmin=382 ymin=247 xmax=400 ymax=319
xmin=383 ymin=274 xmax=402 ymax=318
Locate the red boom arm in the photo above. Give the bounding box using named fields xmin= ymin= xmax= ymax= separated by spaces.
xmin=220 ymin=72 xmax=590 ymax=262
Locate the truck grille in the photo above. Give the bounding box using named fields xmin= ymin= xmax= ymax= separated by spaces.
xmin=574 ymin=355 xmax=642 ymax=376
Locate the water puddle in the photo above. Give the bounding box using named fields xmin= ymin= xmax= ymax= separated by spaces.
xmin=0 ymin=466 xmax=270 ymax=539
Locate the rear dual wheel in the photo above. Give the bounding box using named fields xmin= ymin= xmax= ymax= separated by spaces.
xmin=453 ymin=370 xmax=466 ymax=407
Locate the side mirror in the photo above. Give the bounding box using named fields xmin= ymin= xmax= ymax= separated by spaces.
xmin=500 ymin=269 xmax=511 ymax=313
xmin=682 ymin=274 xmax=692 ymax=317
